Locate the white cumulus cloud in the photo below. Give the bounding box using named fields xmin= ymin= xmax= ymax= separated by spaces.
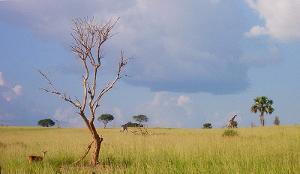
xmin=53 ymin=107 xmax=83 ymax=127
xmin=0 ymin=72 xmax=23 ymax=102
xmin=177 ymin=95 xmax=192 ymax=115
xmin=177 ymin=95 xmax=191 ymax=107
xmin=245 ymin=25 xmax=267 ymax=37
xmin=246 ymin=0 xmax=300 ymax=41
xmin=12 ymin=85 xmax=22 ymax=96
xmin=0 ymin=72 xmax=5 ymax=86
xmin=137 ymin=92 xmax=194 ymax=127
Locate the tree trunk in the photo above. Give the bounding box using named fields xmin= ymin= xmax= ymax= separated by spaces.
xmin=91 ymin=134 xmax=102 ymax=165
xmin=89 ymin=122 xmax=103 ymax=166
xmin=74 ymin=114 xmax=103 ymax=166
xmin=260 ymin=114 xmax=265 ymax=127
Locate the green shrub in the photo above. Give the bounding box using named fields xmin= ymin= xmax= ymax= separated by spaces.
xmin=222 ymin=129 xmax=238 ymax=137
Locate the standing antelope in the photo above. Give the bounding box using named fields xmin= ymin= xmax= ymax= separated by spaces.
xmin=28 ymin=151 xmax=47 ymax=163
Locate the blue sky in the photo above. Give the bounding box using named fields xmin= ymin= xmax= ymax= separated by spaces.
xmin=0 ymin=0 xmax=300 ymax=127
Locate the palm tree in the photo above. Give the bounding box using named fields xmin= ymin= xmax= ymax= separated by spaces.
xmin=251 ymin=96 xmax=274 ymax=126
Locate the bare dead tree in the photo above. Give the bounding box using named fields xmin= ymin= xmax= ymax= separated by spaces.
xmin=39 ymin=17 xmax=127 ymax=166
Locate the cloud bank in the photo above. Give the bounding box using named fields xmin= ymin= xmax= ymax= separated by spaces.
xmin=0 ymin=0 xmax=278 ymax=94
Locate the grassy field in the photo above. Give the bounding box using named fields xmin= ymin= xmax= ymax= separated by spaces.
xmin=0 ymin=126 xmax=299 ymax=174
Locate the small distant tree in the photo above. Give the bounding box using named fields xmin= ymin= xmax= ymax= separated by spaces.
xmin=133 ymin=115 xmax=148 ymax=124
xmin=97 ymin=114 xmax=114 ymax=128
xmin=274 ymin=116 xmax=280 ymax=126
xmin=38 ymin=119 xmax=55 ymax=127
xmin=251 ymin=96 xmax=274 ymax=126
xmin=203 ymin=123 xmax=212 ymax=129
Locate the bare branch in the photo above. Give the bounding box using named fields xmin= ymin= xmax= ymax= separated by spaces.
xmin=93 ymin=51 xmax=128 ymax=114
xmin=38 ymin=71 xmax=81 ymax=109
xmin=81 ymin=59 xmax=89 ymax=112
xmin=38 ymin=70 xmax=55 ymax=88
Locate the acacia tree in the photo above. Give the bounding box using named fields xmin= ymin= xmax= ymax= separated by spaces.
xmin=38 ymin=119 xmax=55 ymax=127
xmin=39 ymin=17 xmax=127 ymax=166
xmin=250 ymin=96 xmax=274 ymax=126
xmin=133 ymin=114 xmax=148 ymax=124
xmin=98 ymin=114 xmax=114 ymax=128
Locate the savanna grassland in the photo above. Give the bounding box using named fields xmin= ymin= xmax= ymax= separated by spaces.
xmin=0 ymin=126 xmax=300 ymax=174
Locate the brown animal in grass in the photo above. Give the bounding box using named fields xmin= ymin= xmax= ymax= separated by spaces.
xmin=28 ymin=151 xmax=47 ymax=163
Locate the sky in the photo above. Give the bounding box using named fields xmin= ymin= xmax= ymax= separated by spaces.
xmin=0 ymin=0 xmax=300 ymax=128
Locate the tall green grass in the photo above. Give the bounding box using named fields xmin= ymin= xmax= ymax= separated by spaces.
xmin=0 ymin=126 xmax=299 ymax=173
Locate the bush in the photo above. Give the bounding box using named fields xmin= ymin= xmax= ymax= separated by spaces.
xmin=222 ymin=129 xmax=238 ymax=137
xmin=202 ymin=123 xmax=212 ymax=129
xmin=132 ymin=115 xmax=149 ymax=124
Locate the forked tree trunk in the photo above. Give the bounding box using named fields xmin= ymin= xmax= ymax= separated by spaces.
xmin=73 ymin=114 xmax=103 ymax=166
xmin=89 ymin=122 xmax=103 ymax=165
xmin=92 ymin=134 xmax=102 ymax=165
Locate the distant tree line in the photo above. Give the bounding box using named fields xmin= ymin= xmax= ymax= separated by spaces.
xmin=38 ymin=96 xmax=280 ymax=129
xmin=37 ymin=114 xmax=150 ymax=129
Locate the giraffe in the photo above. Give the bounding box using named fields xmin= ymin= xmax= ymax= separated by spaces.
xmin=227 ymin=115 xmax=238 ymax=128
